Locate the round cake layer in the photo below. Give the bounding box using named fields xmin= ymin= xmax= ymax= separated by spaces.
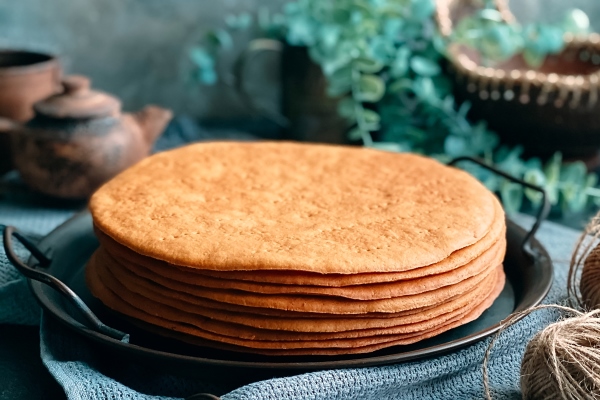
xmin=88 ymin=250 xmax=502 ymax=333
xmin=97 ymin=237 xmax=505 ymax=300
xmin=90 ymin=244 xmax=499 ymax=314
xmin=93 ymin=194 xmax=505 ymax=287
xmin=86 ymin=260 xmax=505 ymax=355
xmin=90 ymin=142 xmax=500 ymax=274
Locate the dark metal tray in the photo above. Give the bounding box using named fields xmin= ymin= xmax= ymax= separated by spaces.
xmin=3 ymin=211 xmax=552 ymax=386
xmin=3 ymin=157 xmax=553 ymax=390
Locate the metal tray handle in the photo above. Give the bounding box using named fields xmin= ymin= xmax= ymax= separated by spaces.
xmin=185 ymin=394 xmax=222 ymax=400
xmin=3 ymin=226 xmax=129 ymax=342
xmin=448 ymin=156 xmax=550 ymax=255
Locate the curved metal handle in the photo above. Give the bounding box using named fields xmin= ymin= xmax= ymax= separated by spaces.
xmin=3 ymin=226 xmax=129 ymax=342
xmin=233 ymin=38 xmax=289 ymax=128
xmin=448 ymin=156 xmax=550 ymax=255
xmin=185 ymin=393 xmax=221 ymax=400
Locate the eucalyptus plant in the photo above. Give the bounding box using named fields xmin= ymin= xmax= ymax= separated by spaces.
xmin=453 ymin=7 xmax=590 ymax=67
xmin=189 ymin=0 xmax=599 ymax=215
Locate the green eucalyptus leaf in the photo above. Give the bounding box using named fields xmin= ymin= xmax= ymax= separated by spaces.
xmin=544 ymin=153 xmax=562 ymax=185
xmin=410 ymin=56 xmax=441 ymax=76
xmin=522 ymin=50 xmax=546 ymax=68
xmin=350 ymin=1 xmax=373 ymax=16
xmin=369 ymin=35 xmax=396 ymax=62
xmin=347 ymin=127 xmax=365 ymax=141
xmin=338 ymin=98 xmax=357 ymax=120
xmin=412 ymin=77 xmax=435 ymax=101
xmin=320 ymin=25 xmax=341 ymax=49
xmin=287 ymin=16 xmax=316 ymax=46
xmin=560 ymin=161 xmax=587 ymax=187
xmin=199 ymin=68 xmax=217 ymax=85
xmin=410 ymin=0 xmax=435 ymax=20
xmin=332 ymin=8 xmax=351 ymax=24
xmin=478 ymin=9 xmax=504 ymax=22
xmin=586 ymin=173 xmax=598 ymax=189
xmin=523 ymin=169 xmax=546 ymax=205
xmin=370 ymin=142 xmax=406 ymax=152
xmin=327 ymin=82 xmax=352 ymax=97
xmin=358 ymin=107 xmax=379 ymax=124
xmin=388 ymin=78 xmax=413 ymax=93
xmin=480 ymin=24 xmax=523 ymax=62
xmin=500 ymin=181 xmax=524 ymax=214
xmin=189 ymin=47 xmax=214 ymax=68
xmin=444 ymin=135 xmax=467 ymax=157
xmin=391 ymin=47 xmax=411 ymax=78
xmin=482 ymin=175 xmax=500 ymax=193
xmin=561 ymin=182 xmax=588 ymax=213
xmin=383 ymin=18 xmax=403 ymax=39
xmin=206 ymin=29 xmax=233 ymax=50
xmin=359 ymin=108 xmax=381 ymax=129
xmin=563 ymin=8 xmax=590 ymax=34
xmin=353 ymin=57 xmax=384 ymax=73
xmin=356 ymin=74 xmax=385 ymax=102
xmin=326 ymin=65 xmax=353 ymax=96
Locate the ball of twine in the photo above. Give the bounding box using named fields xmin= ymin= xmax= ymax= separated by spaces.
xmin=568 ymin=211 xmax=600 ymax=311
xmin=483 ymin=306 xmax=600 ymax=400
xmin=580 ymin=246 xmax=600 ymax=310
xmin=520 ymin=307 xmax=600 ymax=399
xmin=483 ymin=211 xmax=600 ymax=400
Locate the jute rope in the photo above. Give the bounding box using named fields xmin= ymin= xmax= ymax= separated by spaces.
xmin=568 ymin=212 xmax=600 ymax=310
xmin=483 ymin=211 xmax=600 ymax=399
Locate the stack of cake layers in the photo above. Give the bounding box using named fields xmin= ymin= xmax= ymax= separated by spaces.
xmin=86 ymin=142 xmax=506 ymax=356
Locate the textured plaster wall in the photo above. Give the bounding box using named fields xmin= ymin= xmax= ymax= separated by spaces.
xmin=0 ymin=0 xmax=598 ymax=118
xmin=0 ymin=0 xmax=285 ymax=118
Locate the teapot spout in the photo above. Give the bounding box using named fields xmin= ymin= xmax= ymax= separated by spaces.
xmin=132 ymin=105 xmax=173 ymax=145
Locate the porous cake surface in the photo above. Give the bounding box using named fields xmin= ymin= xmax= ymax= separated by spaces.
xmin=90 ymin=142 xmax=498 ymax=273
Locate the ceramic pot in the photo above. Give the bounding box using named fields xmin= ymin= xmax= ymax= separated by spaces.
xmin=4 ymin=75 xmax=173 ymax=199
xmin=235 ymin=40 xmax=349 ymax=144
xmin=0 ymin=50 xmax=61 ymax=174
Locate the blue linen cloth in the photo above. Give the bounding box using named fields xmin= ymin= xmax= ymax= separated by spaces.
xmin=0 ymin=119 xmax=583 ymax=399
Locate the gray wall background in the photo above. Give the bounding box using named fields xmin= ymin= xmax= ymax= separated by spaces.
xmin=0 ymin=0 xmax=285 ymax=119
xmin=0 ymin=0 xmax=599 ymax=119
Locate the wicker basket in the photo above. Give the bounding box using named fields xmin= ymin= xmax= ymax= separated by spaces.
xmin=436 ymin=0 xmax=600 ymax=162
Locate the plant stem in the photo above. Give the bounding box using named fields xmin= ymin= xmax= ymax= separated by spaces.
xmin=351 ymin=68 xmax=374 ymax=147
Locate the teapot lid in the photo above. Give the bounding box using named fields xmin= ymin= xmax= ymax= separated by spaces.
xmin=34 ymin=75 xmax=121 ymax=119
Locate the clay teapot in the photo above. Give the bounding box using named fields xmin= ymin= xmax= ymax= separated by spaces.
xmin=4 ymin=75 xmax=172 ymax=199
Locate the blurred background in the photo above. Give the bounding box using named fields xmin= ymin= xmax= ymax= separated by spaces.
xmin=1 ymin=0 xmax=598 ymax=120
xmin=2 ymin=0 xmax=600 ymax=218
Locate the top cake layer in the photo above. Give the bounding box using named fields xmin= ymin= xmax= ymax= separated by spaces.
xmin=90 ymin=142 xmax=500 ymax=273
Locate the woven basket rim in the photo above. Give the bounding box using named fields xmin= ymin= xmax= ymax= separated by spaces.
xmin=447 ymin=34 xmax=600 ymax=90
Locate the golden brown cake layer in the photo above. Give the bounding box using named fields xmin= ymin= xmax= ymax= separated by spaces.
xmin=90 ymin=142 xmax=500 ymax=273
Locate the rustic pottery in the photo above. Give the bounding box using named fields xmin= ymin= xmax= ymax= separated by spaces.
xmin=437 ymin=0 xmax=600 ymax=162
xmin=0 ymin=50 xmax=61 ymax=174
xmin=235 ymin=40 xmax=349 ymax=144
xmin=3 ymin=75 xmax=172 ymax=199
